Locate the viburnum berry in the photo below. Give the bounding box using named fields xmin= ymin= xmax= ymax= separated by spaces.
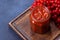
xmin=43 ymin=0 xmax=60 ymax=28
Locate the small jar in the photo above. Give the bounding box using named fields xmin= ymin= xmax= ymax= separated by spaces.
xmin=30 ymin=5 xmax=51 ymax=34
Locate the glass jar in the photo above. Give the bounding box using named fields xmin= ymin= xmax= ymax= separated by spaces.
xmin=30 ymin=5 xmax=51 ymax=34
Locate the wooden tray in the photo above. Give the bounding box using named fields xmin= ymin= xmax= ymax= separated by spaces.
xmin=9 ymin=7 xmax=60 ymax=40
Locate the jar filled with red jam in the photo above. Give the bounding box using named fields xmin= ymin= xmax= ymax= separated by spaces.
xmin=30 ymin=5 xmax=51 ymax=34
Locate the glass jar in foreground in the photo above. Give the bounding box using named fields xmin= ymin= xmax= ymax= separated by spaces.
xmin=30 ymin=5 xmax=51 ymax=34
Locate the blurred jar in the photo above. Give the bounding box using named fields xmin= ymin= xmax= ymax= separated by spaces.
xmin=30 ymin=5 xmax=51 ymax=34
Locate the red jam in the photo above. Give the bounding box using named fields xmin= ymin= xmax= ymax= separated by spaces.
xmin=30 ymin=6 xmax=51 ymax=34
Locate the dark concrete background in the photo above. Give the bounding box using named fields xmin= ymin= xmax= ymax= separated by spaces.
xmin=0 ymin=0 xmax=33 ymax=40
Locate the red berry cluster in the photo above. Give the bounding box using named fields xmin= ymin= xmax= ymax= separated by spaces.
xmin=30 ymin=0 xmax=44 ymax=10
xmin=43 ymin=0 xmax=60 ymax=29
xmin=30 ymin=0 xmax=60 ymax=29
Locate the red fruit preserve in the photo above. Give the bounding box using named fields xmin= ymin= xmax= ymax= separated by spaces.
xmin=30 ymin=6 xmax=51 ymax=34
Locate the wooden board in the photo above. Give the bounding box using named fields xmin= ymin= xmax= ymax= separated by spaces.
xmin=9 ymin=7 xmax=60 ymax=40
